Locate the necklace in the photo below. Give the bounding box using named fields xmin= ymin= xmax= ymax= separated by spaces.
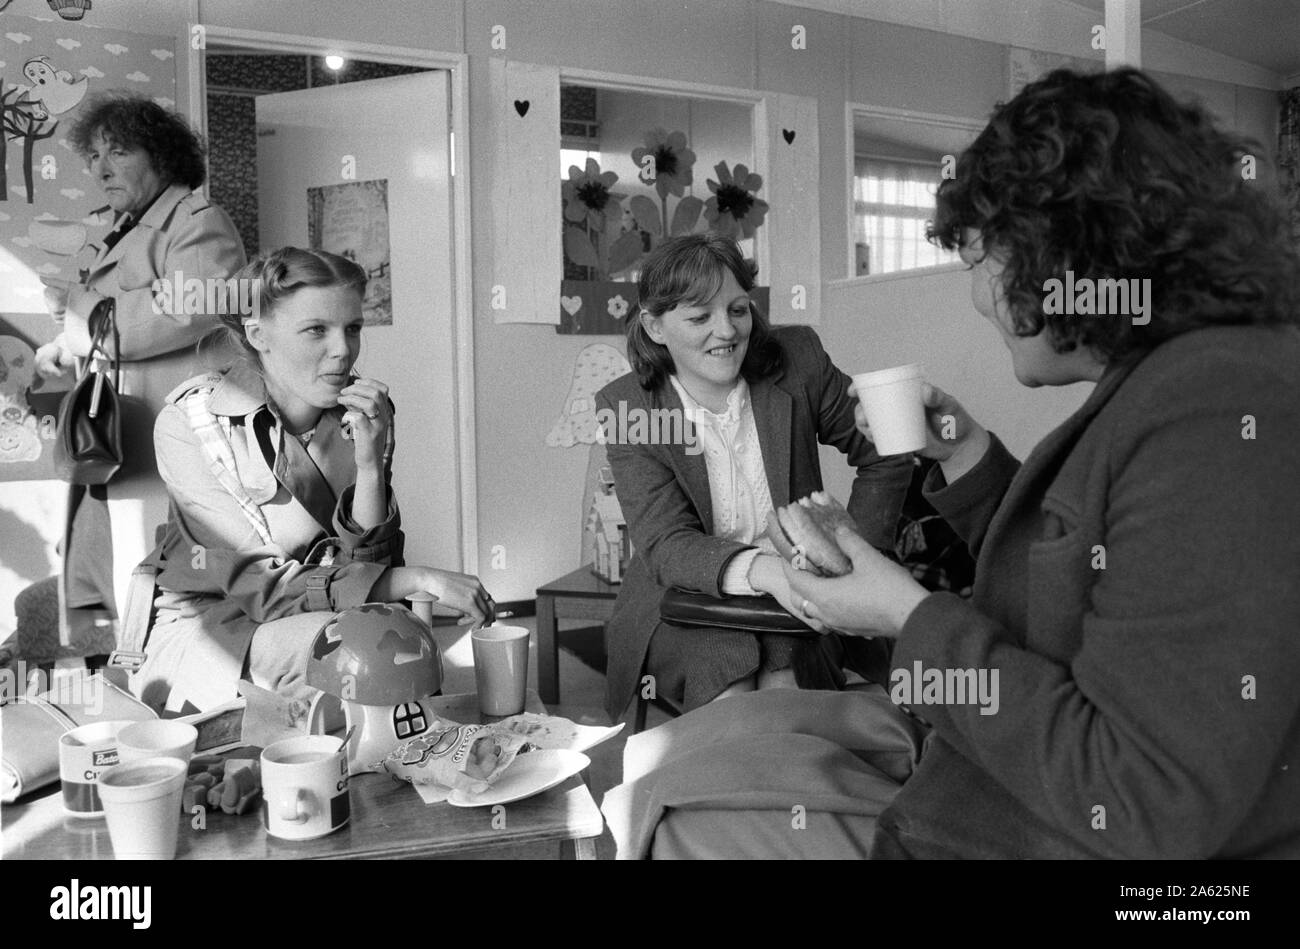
xmin=292 ymin=425 xmax=317 ymax=445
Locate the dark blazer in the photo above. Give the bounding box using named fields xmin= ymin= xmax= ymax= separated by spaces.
xmin=597 ymin=325 xmax=914 ymax=719
xmin=874 ymin=324 xmax=1300 ymax=858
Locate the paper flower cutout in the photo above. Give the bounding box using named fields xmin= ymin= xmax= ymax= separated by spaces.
xmin=563 ymin=157 xmax=623 ymax=233
xmin=705 ymin=161 xmax=769 ymax=240
xmin=631 ymin=128 xmax=697 ymax=201
xmin=607 ymin=295 xmax=629 ymax=319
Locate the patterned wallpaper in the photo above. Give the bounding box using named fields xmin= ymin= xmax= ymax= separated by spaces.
xmin=205 ymin=53 xmax=425 ymax=260
xmin=1281 ymin=87 xmax=1300 ymax=249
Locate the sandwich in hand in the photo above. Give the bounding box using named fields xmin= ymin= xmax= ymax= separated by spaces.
xmin=765 ymin=491 xmax=859 ymax=577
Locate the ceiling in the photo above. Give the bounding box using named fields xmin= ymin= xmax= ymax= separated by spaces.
xmin=1066 ymin=0 xmax=1300 ymax=78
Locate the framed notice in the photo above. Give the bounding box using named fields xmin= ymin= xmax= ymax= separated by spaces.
xmin=307 ymin=179 xmax=392 ymax=325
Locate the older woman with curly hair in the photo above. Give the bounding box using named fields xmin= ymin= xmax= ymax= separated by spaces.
xmin=32 ymin=92 xmax=245 ymax=636
xmin=603 ymin=67 xmax=1300 ymax=859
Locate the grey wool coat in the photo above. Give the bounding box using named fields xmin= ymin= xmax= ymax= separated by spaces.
xmin=596 ymin=326 xmax=914 ymax=719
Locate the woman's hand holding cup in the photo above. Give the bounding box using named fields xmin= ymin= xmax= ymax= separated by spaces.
xmin=854 ymin=382 xmax=990 ymax=483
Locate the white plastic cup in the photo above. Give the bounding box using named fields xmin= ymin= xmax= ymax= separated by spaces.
xmin=472 ymin=625 xmax=530 ymax=717
xmin=116 ymin=720 xmax=198 ymax=766
xmin=852 ymin=364 xmax=927 ymax=456
xmin=59 ymin=720 xmax=132 ymax=817
xmin=97 ymin=757 xmax=187 ymax=860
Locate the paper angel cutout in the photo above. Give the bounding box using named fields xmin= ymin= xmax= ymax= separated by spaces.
xmin=546 ymin=342 xmax=631 ymax=448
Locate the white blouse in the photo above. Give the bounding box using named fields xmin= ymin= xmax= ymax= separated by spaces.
xmin=669 ymin=375 xmax=776 ymax=595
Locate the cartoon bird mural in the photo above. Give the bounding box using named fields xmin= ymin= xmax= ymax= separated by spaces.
xmin=21 ymin=56 xmax=89 ymax=120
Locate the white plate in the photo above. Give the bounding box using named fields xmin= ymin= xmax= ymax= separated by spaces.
xmin=446 ymin=749 xmax=590 ymax=807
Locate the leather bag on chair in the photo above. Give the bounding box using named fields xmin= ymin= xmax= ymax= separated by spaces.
xmin=52 ymin=299 xmax=138 ymax=485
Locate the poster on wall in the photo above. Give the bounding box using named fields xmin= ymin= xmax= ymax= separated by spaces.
xmin=0 ymin=10 xmax=177 ymax=314
xmin=307 ymin=178 xmax=392 ymax=326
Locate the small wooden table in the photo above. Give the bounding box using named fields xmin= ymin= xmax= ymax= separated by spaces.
xmin=1 ymin=691 xmax=604 ymax=860
xmin=535 ymin=566 xmax=621 ymax=705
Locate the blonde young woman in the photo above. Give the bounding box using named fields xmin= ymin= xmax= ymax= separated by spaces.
xmin=131 ymin=248 xmax=492 ymax=713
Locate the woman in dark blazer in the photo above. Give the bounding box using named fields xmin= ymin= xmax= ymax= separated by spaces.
xmin=603 ymin=68 xmax=1300 ymax=859
xmin=597 ymin=235 xmax=912 ymax=720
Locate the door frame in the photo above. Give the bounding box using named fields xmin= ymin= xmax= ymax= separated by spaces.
xmin=187 ymin=26 xmax=478 ymax=574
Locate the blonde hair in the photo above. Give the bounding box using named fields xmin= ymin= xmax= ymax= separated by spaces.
xmin=215 ymin=247 xmax=367 ymax=369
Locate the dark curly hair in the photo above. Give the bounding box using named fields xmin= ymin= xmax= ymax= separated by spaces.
xmin=930 ymin=67 xmax=1300 ymax=361
xmin=626 ymin=234 xmax=783 ymax=389
xmin=68 ymin=91 xmax=208 ymax=189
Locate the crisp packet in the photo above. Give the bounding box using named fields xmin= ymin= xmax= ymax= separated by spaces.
xmin=382 ymin=719 xmax=533 ymax=794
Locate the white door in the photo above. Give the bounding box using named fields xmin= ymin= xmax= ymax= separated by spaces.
xmin=255 ymin=72 xmax=461 ymax=571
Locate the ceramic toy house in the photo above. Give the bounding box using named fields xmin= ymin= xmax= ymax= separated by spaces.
xmin=586 ymin=467 xmax=630 ymax=583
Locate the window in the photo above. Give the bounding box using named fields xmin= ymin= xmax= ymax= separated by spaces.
xmin=846 ymin=107 xmax=983 ymax=278
xmin=853 ymin=155 xmax=956 ymax=276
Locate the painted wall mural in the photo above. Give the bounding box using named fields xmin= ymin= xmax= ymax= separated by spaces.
xmin=1 ymin=10 xmax=176 ymax=314
xmin=0 ymin=11 xmax=175 ymax=481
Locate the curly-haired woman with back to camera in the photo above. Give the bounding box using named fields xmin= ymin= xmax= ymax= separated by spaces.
xmin=603 ymin=68 xmax=1300 ymax=859
xmin=129 ymin=248 xmax=494 ymax=714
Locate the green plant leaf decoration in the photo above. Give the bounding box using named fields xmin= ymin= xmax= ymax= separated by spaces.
xmin=564 ymin=228 xmax=601 ymax=269
xmin=629 ymin=195 xmax=662 ymax=237
xmin=670 ymin=195 xmax=704 ymax=236
xmin=608 ymin=230 xmax=644 ymax=277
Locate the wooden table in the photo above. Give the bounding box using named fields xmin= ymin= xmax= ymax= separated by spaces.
xmin=1 ymin=691 xmax=604 ymax=860
xmin=535 ymin=565 xmax=621 ymax=705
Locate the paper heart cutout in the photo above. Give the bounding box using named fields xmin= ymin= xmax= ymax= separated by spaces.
xmin=514 ymin=100 xmax=530 ymax=117
xmin=560 ymin=295 xmax=583 ymax=316
xmin=782 ymin=128 xmax=796 ymax=144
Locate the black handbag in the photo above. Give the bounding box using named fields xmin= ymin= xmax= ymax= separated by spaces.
xmin=52 ymin=299 xmax=128 ymax=485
